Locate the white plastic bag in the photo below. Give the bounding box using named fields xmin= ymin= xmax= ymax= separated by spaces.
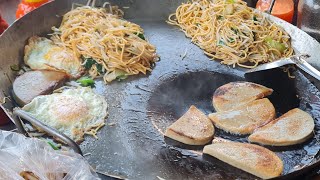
xmin=0 ymin=130 xmax=99 ymax=180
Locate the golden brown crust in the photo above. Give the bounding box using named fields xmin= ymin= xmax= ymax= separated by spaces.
xmin=203 ymin=142 xmax=283 ymax=179
xmin=248 ymin=108 xmax=315 ymax=146
xmin=212 ymin=82 xmax=273 ymax=112
xmin=208 ymin=98 xmax=275 ymax=135
xmin=165 ymin=105 xmax=214 ymax=145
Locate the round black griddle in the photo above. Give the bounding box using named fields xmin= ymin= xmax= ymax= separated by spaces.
xmin=0 ymin=0 xmax=320 ymax=179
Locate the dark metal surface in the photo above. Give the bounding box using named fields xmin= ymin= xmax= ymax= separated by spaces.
xmin=0 ymin=0 xmax=320 ymax=179
xmin=245 ymin=55 xmax=320 ymax=81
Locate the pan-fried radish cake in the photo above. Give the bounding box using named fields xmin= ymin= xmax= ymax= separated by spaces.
xmin=208 ymin=98 xmax=275 ymax=135
xmin=165 ymin=105 xmax=214 ymax=145
xmin=203 ymin=142 xmax=283 ymax=179
xmin=212 ymin=82 xmax=273 ymax=112
xmin=249 ymin=108 xmax=314 ymax=146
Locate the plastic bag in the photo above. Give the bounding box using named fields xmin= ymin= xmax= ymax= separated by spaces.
xmin=0 ymin=130 xmax=99 ymax=180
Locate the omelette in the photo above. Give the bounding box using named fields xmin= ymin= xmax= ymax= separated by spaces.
xmin=24 ymin=36 xmax=83 ymax=78
xmin=22 ymin=87 xmax=108 ymax=143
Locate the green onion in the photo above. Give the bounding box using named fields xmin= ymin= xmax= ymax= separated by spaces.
xmin=47 ymin=141 xmax=59 ymax=150
xmin=253 ymin=16 xmax=258 ymax=21
xmin=83 ymin=58 xmax=104 ymax=74
xmin=134 ymin=32 xmax=146 ymax=40
xmin=231 ymin=27 xmax=238 ymax=34
xmin=264 ymin=37 xmax=287 ymax=53
xmin=104 ymin=69 xmax=128 ymax=82
xmin=226 ymin=0 xmax=236 ymax=3
xmin=40 ymin=138 xmax=60 ymax=150
xmin=117 ymin=74 xmax=128 ymax=81
xmin=228 ymin=38 xmax=235 ymax=43
xmin=217 ymin=39 xmax=225 ymax=46
xmin=225 ymin=4 xmax=234 ymax=15
xmin=77 ymin=76 xmax=95 ymax=87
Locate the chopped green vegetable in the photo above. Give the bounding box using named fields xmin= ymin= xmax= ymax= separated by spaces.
xmin=231 ymin=27 xmax=238 ymax=34
xmin=117 ymin=74 xmax=128 ymax=81
xmin=225 ymin=4 xmax=234 ymax=15
xmin=104 ymin=69 xmax=128 ymax=82
xmin=253 ymin=16 xmax=258 ymax=21
xmin=217 ymin=39 xmax=225 ymax=46
xmin=83 ymin=58 xmax=95 ymax=69
xmin=40 ymin=138 xmax=60 ymax=150
xmin=217 ymin=15 xmax=223 ymax=20
xmin=264 ymin=37 xmax=287 ymax=53
xmin=10 ymin=64 xmax=20 ymax=71
xmin=47 ymin=141 xmax=59 ymax=150
xmin=77 ymin=76 xmax=95 ymax=87
xmin=228 ymin=38 xmax=235 ymax=43
xmin=83 ymin=57 xmax=104 ymax=74
xmin=134 ymin=32 xmax=146 ymax=40
xmin=226 ymin=0 xmax=236 ymax=3
xmin=96 ymin=64 xmax=104 ymax=74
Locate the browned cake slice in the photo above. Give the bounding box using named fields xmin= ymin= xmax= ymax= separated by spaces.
xmin=165 ymin=105 xmax=214 ymax=145
xmin=213 ymin=82 xmax=273 ymax=112
xmin=248 ymin=108 xmax=315 ymax=146
xmin=203 ymin=142 xmax=283 ymax=179
xmin=208 ymin=98 xmax=275 ymax=135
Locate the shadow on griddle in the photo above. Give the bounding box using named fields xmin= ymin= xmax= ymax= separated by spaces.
xmin=249 ymin=136 xmax=315 ymax=152
xmin=159 ymin=146 xmax=259 ymax=180
xmin=202 ymin=154 xmax=259 ymax=179
xmin=245 ymin=67 xmax=300 ymax=115
xmin=164 ymin=136 xmax=209 ymax=150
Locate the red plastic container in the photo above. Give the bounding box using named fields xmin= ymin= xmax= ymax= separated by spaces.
xmin=256 ymin=0 xmax=294 ymax=23
xmin=0 ymin=14 xmax=8 ymax=34
xmin=16 ymin=0 xmax=50 ymax=19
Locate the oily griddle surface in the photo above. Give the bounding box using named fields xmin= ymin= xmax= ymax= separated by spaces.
xmin=80 ymin=21 xmax=320 ymax=179
xmin=2 ymin=0 xmax=320 ymax=179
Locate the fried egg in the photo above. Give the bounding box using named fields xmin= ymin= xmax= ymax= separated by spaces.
xmin=22 ymin=87 xmax=108 ymax=143
xmin=24 ymin=36 xmax=83 ymax=78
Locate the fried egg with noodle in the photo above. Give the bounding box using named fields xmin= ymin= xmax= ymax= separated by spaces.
xmin=24 ymin=36 xmax=83 ymax=78
xmin=22 ymin=87 xmax=108 ymax=143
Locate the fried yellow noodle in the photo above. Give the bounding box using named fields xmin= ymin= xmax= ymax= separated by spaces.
xmin=168 ymin=0 xmax=294 ymax=68
xmin=51 ymin=6 xmax=157 ymax=82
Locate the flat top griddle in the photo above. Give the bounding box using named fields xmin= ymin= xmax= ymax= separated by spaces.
xmin=0 ymin=0 xmax=320 ymax=179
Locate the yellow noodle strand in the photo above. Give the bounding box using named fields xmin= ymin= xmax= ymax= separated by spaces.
xmin=167 ymin=0 xmax=294 ymax=68
xmin=52 ymin=6 xmax=157 ymax=82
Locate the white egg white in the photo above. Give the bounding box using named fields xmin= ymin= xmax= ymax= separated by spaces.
xmin=24 ymin=36 xmax=83 ymax=78
xmin=22 ymin=87 xmax=108 ymax=143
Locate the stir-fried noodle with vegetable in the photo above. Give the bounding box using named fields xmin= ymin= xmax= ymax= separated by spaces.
xmin=51 ymin=6 xmax=157 ymax=82
xmin=168 ymin=0 xmax=294 ymax=68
